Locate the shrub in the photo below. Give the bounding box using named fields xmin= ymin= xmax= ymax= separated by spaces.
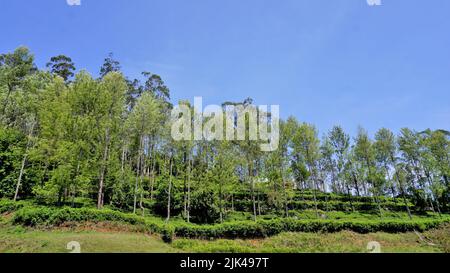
xmin=161 ymin=225 xmax=175 ymax=243
xmin=0 ymin=199 xmax=26 ymax=213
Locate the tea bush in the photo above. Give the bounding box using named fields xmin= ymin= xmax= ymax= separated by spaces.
xmin=9 ymin=205 xmax=450 ymax=242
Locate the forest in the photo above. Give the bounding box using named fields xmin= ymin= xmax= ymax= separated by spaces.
xmin=0 ymin=47 xmax=450 ymax=250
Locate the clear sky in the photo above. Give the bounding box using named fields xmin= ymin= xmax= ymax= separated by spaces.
xmin=1 ymin=0 xmax=449 ymax=137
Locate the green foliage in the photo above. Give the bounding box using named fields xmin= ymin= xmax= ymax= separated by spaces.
xmin=0 ymin=127 xmax=25 ymax=197
xmin=0 ymin=199 xmax=28 ymax=213
xmin=46 ymin=55 xmax=75 ymax=82
xmin=1 ymin=46 xmax=449 ymax=227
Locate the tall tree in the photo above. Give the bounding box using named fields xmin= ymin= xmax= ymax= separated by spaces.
xmin=46 ymin=55 xmax=76 ymax=82
xmin=0 ymin=47 xmax=37 ymax=117
xmin=374 ymin=128 xmax=412 ymax=219
xmin=96 ymin=72 xmax=127 ymax=208
xmin=142 ymin=72 xmax=170 ymax=102
xmin=127 ymin=92 xmax=163 ymax=213
xmin=99 ymin=53 xmax=121 ymax=78
xmin=354 ymin=127 xmax=383 ymax=217
xmin=292 ymin=121 xmax=322 ymax=218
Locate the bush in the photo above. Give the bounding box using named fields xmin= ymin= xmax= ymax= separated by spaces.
xmin=161 ymin=224 xmax=175 ymax=243
xmin=0 ymin=199 xmax=26 ymax=213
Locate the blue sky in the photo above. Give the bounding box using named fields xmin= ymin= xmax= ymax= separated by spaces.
xmin=1 ymin=0 xmax=449 ymax=136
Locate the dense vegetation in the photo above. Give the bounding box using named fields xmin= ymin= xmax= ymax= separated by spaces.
xmin=1 ymin=46 xmax=449 ymax=240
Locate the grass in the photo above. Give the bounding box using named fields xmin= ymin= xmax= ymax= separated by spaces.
xmin=0 ymin=224 xmax=179 ymax=253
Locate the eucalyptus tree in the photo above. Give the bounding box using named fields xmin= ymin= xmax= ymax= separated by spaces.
xmin=127 ymin=92 xmax=163 ymax=213
xmin=264 ymin=120 xmax=293 ymax=217
xmin=209 ymin=140 xmax=239 ymax=222
xmin=163 ymin=136 xmax=177 ymax=222
xmin=425 ymin=130 xmax=450 ymax=209
xmin=174 ymin=100 xmax=195 ymax=221
xmin=227 ymin=98 xmax=262 ymax=221
xmin=3 ymin=71 xmax=51 ymax=200
xmin=291 ymin=121 xmax=321 ymax=218
xmin=354 ymin=127 xmax=383 ymax=217
xmin=96 ymin=72 xmax=127 ymax=209
xmin=32 ymin=76 xmax=74 ymax=204
xmin=319 ymin=136 xmax=339 ymax=193
xmin=0 ymin=47 xmax=37 ymax=119
xmin=374 ymin=128 xmax=412 ymax=218
xmin=374 ymin=128 xmax=397 ymax=196
xmin=419 ymin=130 xmax=448 ymax=214
xmin=328 ymin=126 xmax=351 ymax=195
xmin=288 ymin=118 xmax=309 ymax=193
xmin=427 ymin=131 xmax=449 ymax=186
xmin=99 ymin=53 xmax=121 ymax=78
xmin=398 ymin=128 xmax=436 ymax=212
xmin=343 ymin=149 xmax=362 ymax=197
xmin=65 ymin=71 xmax=106 ymax=205
xmin=46 ymin=55 xmax=75 ymax=82
xmin=142 ymin=72 xmax=170 ymax=103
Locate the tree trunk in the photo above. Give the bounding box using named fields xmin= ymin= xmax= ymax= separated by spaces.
xmin=187 ymin=156 xmax=191 ymax=222
xmin=133 ymin=136 xmax=143 ymax=214
xmin=219 ymin=182 xmax=223 ymax=223
xmin=424 ymin=170 xmax=442 ymax=217
xmin=13 ymin=154 xmax=28 ymax=201
xmin=365 ymin=157 xmax=382 ymax=218
xmin=150 ymin=147 xmax=156 ymax=201
xmin=345 ymin=183 xmax=354 ymax=212
xmin=166 ymin=157 xmax=173 ymax=222
xmin=306 ymin=162 xmax=320 ymax=218
xmin=139 ymin=154 xmax=145 ymax=216
xmin=390 ymin=156 xmax=412 ymax=220
xmin=183 ymin=150 xmax=188 ymax=219
xmin=280 ymin=165 xmax=289 ymax=217
xmin=384 ymin=163 xmax=396 ymax=198
xmin=248 ymin=160 xmax=257 ymax=221
xmin=97 ymin=127 xmax=110 ymax=209
xmin=13 ymin=122 xmax=35 ymax=202
xmin=251 ymin=178 xmax=257 ymax=221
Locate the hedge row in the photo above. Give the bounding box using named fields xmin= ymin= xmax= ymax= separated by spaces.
xmin=11 ymin=206 xmax=174 ymax=242
xmin=173 ymin=218 xmax=449 ymax=239
xmin=0 ymin=199 xmax=27 ymax=214
xmin=292 ymin=193 xmax=407 ymax=204
xmin=10 ymin=206 xmax=449 ymax=241
xmin=231 ymin=200 xmax=413 ymax=212
xmin=232 ymin=191 xmax=405 ymax=204
xmin=289 ymin=200 xmax=413 ymax=212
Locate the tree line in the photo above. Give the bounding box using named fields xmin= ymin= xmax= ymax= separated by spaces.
xmin=0 ymin=47 xmax=449 ymax=223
